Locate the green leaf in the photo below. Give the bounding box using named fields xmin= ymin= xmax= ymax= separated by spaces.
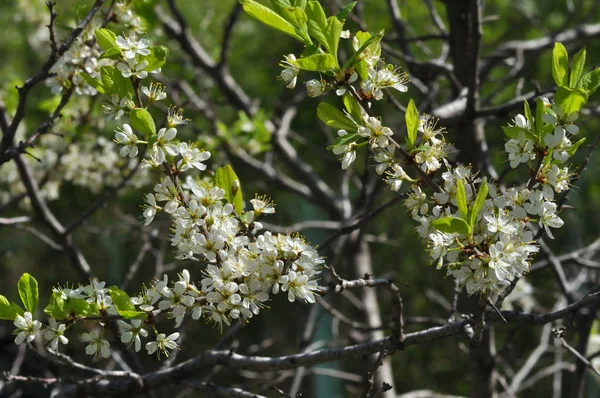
xmin=117 ymin=310 xmax=148 ymax=320
xmin=110 ymin=67 xmax=135 ymax=99
xmin=99 ymin=46 xmax=122 ymax=60
xmin=279 ymin=7 xmax=311 ymax=44
xmin=81 ymin=73 xmax=105 ymax=94
xmin=325 ymin=16 xmax=344 ymax=62
xmin=343 ymin=30 xmax=383 ymax=70
xmin=455 ymin=180 xmax=468 ymax=221
xmin=430 ymin=216 xmax=470 ymax=236
xmin=327 ymin=132 xmax=359 ymax=150
xmin=94 ymin=28 xmax=118 ymax=52
xmin=130 ymin=108 xmax=156 ymax=136
xmin=523 ymin=99 xmax=533 ymax=129
xmin=142 ymin=45 xmax=169 ymax=72
xmin=343 ymin=92 xmax=362 ymax=124
xmin=554 ymin=86 xmax=588 ymax=115
xmin=552 ymin=42 xmax=569 ymax=87
xmin=565 ymin=137 xmax=586 ymax=158
xmin=317 ymin=102 xmax=358 ymax=131
xmin=405 ymin=98 xmax=419 ymax=149
xmin=18 ymin=273 xmax=38 ymax=314
xmin=67 ymin=298 xmax=96 ymax=317
xmin=108 ymin=286 xmax=136 ymax=312
xmin=337 ymin=1 xmax=357 ymax=20
xmin=570 ymin=47 xmax=586 ymax=88
xmin=215 ymin=165 xmax=244 ymax=214
xmin=100 ymin=65 xmax=115 ymax=90
xmin=0 ymin=294 xmax=19 ymax=320
xmin=577 ymin=67 xmax=600 ymax=96
xmin=295 ymin=54 xmax=336 ymax=72
xmin=241 ymin=0 xmax=304 ymax=41
xmin=305 ymin=1 xmax=329 ymax=51
xmin=535 ymin=98 xmax=547 ymax=137
xmin=44 ymin=291 xmax=68 ymax=320
xmin=468 ymin=180 xmax=488 ymax=229
xmin=294 ymin=0 xmax=307 ymax=9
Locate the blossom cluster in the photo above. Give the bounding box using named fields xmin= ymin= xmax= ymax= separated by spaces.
xmin=274 ymin=24 xmax=587 ymax=296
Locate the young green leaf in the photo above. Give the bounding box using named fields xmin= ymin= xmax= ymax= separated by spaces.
xmin=130 ymin=108 xmax=156 ymax=136
xmin=535 ymin=98 xmax=547 ymax=137
xmin=241 ymin=0 xmax=304 ymax=42
xmin=325 ymin=16 xmax=344 ymax=61
xmin=142 ymin=45 xmax=169 ymax=72
xmin=570 ymin=47 xmax=586 ymax=88
xmin=343 ymin=92 xmax=362 ymax=124
xmin=107 ymin=286 xmax=146 ymax=319
xmin=577 ymin=67 xmax=600 ymax=96
xmin=565 ymin=137 xmax=586 ymax=158
xmin=94 ymin=28 xmax=118 ymax=52
xmin=100 ymin=65 xmax=115 ymax=90
xmin=18 ymin=273 xmax=38 ymax=314
xmin=108 ymin=286 xmax=136 ymax=312
xmin=343 ymin=30 xmax=383 ymax=70
xmin=430 ymin=216 xmax=470 ymax=236
xmin=317 ymin=102 xmax=358 ymax=132
xmin=117 ymin=310 xmax=148 ymax=320
xmin=99 ymin=46 xmax=122 ymax=60
xmin=569 ymin=47 xmax=587 ymax=88
xmin=468 ymin=180 xmax=488 ymax=229
xmin=455 ymin=180 xmax=468 ymax=221
xmin=337 ymin=1 xmax=357 ymax=21
xmin=215 ymin=165 xmax=244 ymax=214
xmin=44 ymin=291 xmax=68 ymax=320
xmin=554 ymin=86 xmax=588 ymax=115
xmin=523 ymin=99 xmax=533 ymax=128
xmin=305 ymin=1 xmax=330 ymax=51
xmin=278 ymin=7 xmax=312 ymax=44
xmin=0 ymin=294 xmax=19 ymax=320
xmin=67 ymin=298 xmax=97 ymax=317
xmin=552 ymin=42 xmax=569 ymax=87
xmin=405 ymin=99 xmax=419 ymax=149
xmin=295 ymin=54 xmax=336 ymax=72
xmin=80 ymin=73 xmax=105 ymax=94
xmin=109 ymin=67 xmax=134 ymax=99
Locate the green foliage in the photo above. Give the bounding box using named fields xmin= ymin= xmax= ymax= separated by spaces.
xmin=554 ymin=86 xmax=588 ymax=115
xmin=240 ymin=0 xmax=304 ymax=42
xmin=351 ymin=31 xmax=381 ymax=80
xmin=342 ymin=92 xmax=362 ymax=124
xmin=215 ymin=165 xmax=244 ymax=214
xmin=108 ymin=286 xmax=148 ymax=320
xmin=577 ymin=67 xmax=600 ymax=96
xmin=295 ymin=53 xmax=336 ymax=72
xmin=430 ymin=216 xmax=470 ymax=236
xmin=455 ymin=181 xmax=468 ymax=221
xmin=552 ymin=42 xmax=568 ymax=87
xmin=570 ymin=47 xmax=586 ymax=88
xmin=336 ymin=2 xmax=357 ymax=21
xmin=94 ymin=28 xmax=118 ymax=52
xmin=535 ymin=98 xmax=547 ymax=137
xmin=0 ymin=294 xmax=19 ymax=320
xmin=343 ymin=30 xmax=383 ymax=71
xmin=468 ymin=180 xmax=488 ymax=230
xmin=44 ymin=291 xmax=98 ymax=320
xmin=142 ymin=45 xmax=169 ymax=72
xmin=44 ymin=291 xmax=67 ymax=319
xmin=405 ymin=99 xmax=419 ymax=149
xmin=130 ymin=108 xmax=156 ymax=136
xmin=305 ymin=1 xmax=329 ymax=51
xmin=18 ymin=273 xmax=38 ymax=314
xmin=317 ymin=102 xmax=357 ymax=131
